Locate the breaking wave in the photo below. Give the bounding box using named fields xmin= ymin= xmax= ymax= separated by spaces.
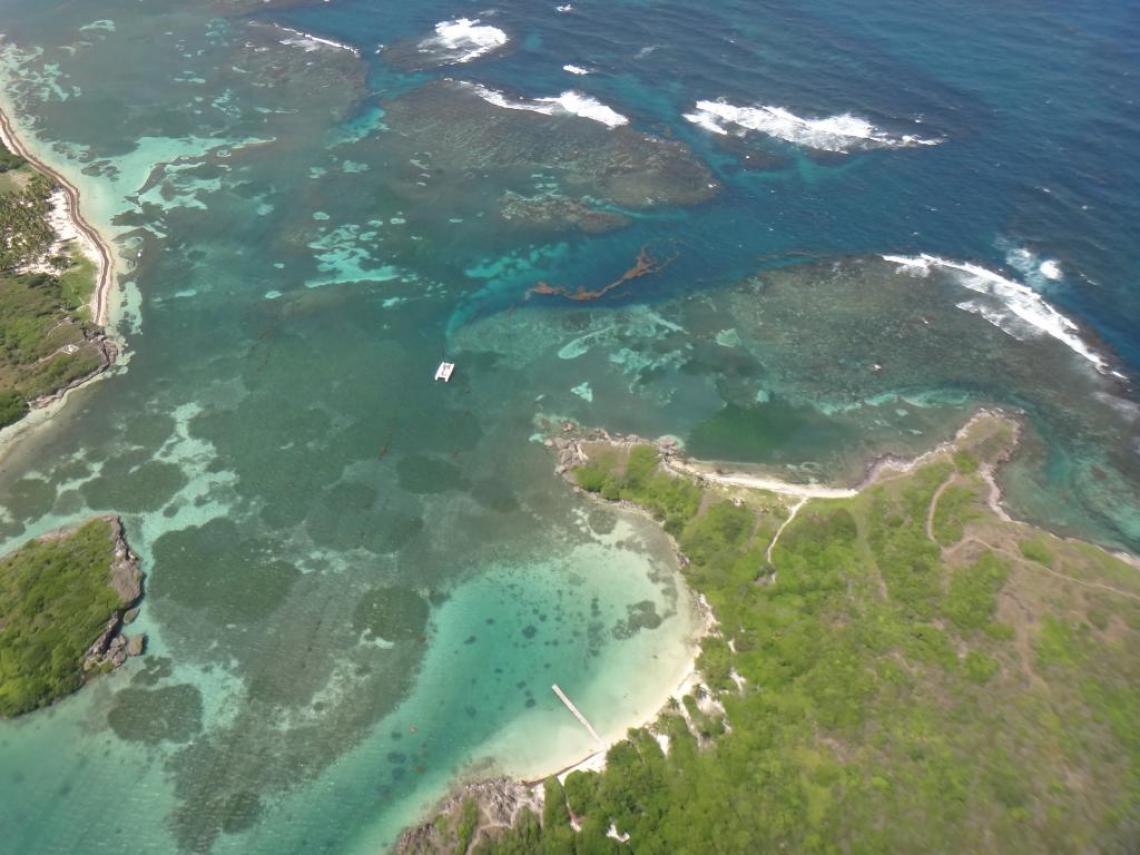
xmin=684 ymin=98 xmax=942 ymax=153
xmin=272 ymin=24 xmax=360 ymax=57
xmin=882 ymin=254 xmax=1115 ymax=374
xmin=418 ymin=18 xmax=508 ymax=65
xmin=1001 ymin=240 xmax=1065 ymax=290
xmin=462 ymin=83 xmax=629 ymax=128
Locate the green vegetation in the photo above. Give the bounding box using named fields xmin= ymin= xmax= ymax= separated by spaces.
xmin=944 ymin=551 xmax=1009 ymax=632
xmin=574 ymin=445 xmax=701 ymax=535
xmin=0 ymin=146 xmax=24 ymax=173
xmin=1019 ymin=538 xmax=1053 ymax=566
xmin=0 ymin=140 xmax=103 ymax=427
xmin=468 ymin=416 xmax=1140 ymax=853
xmin=0 ymin=173 xmax=54 ymax=271
xmin=932 ymin=482 xmax=981 ymax=546
xmin=454 ymin=799 xmax=479 ymax=855
xmin=952 ymin=449 xmax=979 ymax=474
xmin=0 ymin=389 xmax=28 ymax=427
xmin=0 ymin=518 xmax=129 ymax=717
xmin=964 ymin=650 xmax=1000 ymax=684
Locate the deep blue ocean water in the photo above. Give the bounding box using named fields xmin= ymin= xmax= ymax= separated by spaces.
xmin=0 ymin=0 xmax=1138 ymax=851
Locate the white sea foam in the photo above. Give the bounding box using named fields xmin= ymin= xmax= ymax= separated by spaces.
xmin=273 ymin=24 xmax=360 ymax=57
xmin=418 ymin=18 xmax=508 ymax=64
xmin=683 ymin=98 xmax=942 ymax=153
xmin=464 ymin=83 xmax=629 ymax=128
xmin=882 ymin=253 xmax=1111 ymax=373
xmin=563 ymin=64 xmax=590 ymax=76
xmin=1002 ymin=241 xmax=1065 ymax=289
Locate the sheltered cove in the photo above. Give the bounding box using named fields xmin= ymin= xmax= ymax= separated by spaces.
xmin=398 ymin=409 xmax=1140 ymax=852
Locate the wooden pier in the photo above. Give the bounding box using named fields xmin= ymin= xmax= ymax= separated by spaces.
xmin=552 ymin=683 xmax=603 ymax=745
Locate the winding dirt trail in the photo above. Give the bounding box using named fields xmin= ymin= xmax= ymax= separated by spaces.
xmin=944 ymin=536 xmax=1140 ymax=604
xmin=766 ymin=497 xmax=806 ymax=564
xmin=925 ymin=474 xmax=957 ymax=542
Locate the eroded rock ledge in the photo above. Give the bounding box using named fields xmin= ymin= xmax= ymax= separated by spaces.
xmin=81 ymin=515 xmax=146 ymax=674
xmin=0 ymin=515 xmax=146 ymax=718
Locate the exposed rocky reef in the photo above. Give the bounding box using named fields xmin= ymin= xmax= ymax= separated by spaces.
xmin=81 ymin=516 xmax=145 ymax=673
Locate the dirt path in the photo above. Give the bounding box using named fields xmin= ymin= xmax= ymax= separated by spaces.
xmin=945 ymin=536 xmax=1140 ymax=604
xmin=926 ymin=474 xmax=957 ymax=542
xmin=766 ymin=497 xmax=806 ymax=565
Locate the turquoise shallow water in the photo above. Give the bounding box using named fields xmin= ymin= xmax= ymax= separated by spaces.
xmin=0 ymin=0 xmax=1138 ymax=851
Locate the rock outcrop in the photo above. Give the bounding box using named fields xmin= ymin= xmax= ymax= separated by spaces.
xmin=81 ymin=516 xmax=145 ymax=674
xmin=396 ymin=777 xmax=542 ymax=855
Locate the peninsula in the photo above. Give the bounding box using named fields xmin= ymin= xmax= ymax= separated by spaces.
xmin=0 ymin=108 xmax=117 ymax=429
xmin=0 ymin=516 xmax=144 ymax=718
xmin=400 ymin=412 xmax=1140 ymax=853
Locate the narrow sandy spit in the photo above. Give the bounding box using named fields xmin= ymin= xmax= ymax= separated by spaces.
xmin=0 ymin=104 xmax=116 ymax=326
xmin=0 ymin=103 xmax=125 ymax=460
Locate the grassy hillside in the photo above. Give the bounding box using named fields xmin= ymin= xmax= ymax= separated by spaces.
xmin=0 ymin=140 xmax=104 ymax=428
xmin=414 ymin=415 xmax=1140 ymax=853
xmin=0 ymin=518 xmax=137 ymax=717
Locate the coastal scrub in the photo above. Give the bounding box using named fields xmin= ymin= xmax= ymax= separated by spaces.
xmin=0 ymin=136 xmax=109 ymax=427
xmin=0 ymin=517 xmax=142 ymax=717
xmin=412 ymin=414 xmax=1140 ymax=853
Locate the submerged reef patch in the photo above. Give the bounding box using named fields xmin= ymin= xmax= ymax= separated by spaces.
xmin=528 ymin=245 xmax=677 ymax=301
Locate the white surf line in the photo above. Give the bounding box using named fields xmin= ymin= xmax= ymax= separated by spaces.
xmin=419 ymin=18 xmax=508 ymax=64
xmin=683 ymin=98 xmax=942 ymax=152
xmin=459 ymin=81 xmax=629 ymax=128
xmin=270 ymin=23 xmax=361 ymax=57
xmin=552 ymin=683 xmax=604 ymax=745
xmin=881 ymin=253 xmax=1119 ymax=377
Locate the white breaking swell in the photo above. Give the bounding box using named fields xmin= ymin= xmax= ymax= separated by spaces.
xmin=684 ymin=98 xmax=941 ymax=153
xmin=418 ymin=18 xmax=508 ymax=64
xmin=882 ymin=253 xmax=1117 ymax=375
xmin=462 ymin=82 xmax=629 ymax=128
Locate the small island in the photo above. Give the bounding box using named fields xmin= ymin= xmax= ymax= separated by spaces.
xmin=0 ymin=122 xmax=116 ymax=429
xmin=0 ymin=516 xmax=144 ymax=718
xmin=401 ymin=412 xmax=1140 ymax=853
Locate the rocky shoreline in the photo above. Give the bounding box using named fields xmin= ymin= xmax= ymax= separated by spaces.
xmin=393 ymin=409 xmax=1045 ymax=853
xmin=0 ymin=104 xmax=123 ymax=439
xmin=80 ymin=515 xmax=146 ymax=674
xmin=397 ymin=778 xmax=542 ymax=855
xmin=30 ymin=336 xmax=120 ymax=411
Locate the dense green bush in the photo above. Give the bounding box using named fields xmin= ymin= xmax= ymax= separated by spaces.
xmin=932 ymin=483 xmax=980 ymax=545
xmin=952 ymin=450 xmax=979 ymax=474
xmin=0 ymin=390 xmax=27 ymax=427
xmin=572 ymin=446 xmax=700 ymax=535
xmin=481 ymin=448 xmax=1140 ymax=854
xmin=0 ymin=147 xmax=25 ymax=173
xmin=1018 ymin=539 xmax=1053 ymax=566
xmin=964 ymin=650 xmax=1000 ymax=684
xmin=0 ymin=518 xmax=124 ymax=717
xmin=944 ymin=552 xmax=1009 ymax=632
xmin=0 ymin=160 xmax=100 ymax=429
